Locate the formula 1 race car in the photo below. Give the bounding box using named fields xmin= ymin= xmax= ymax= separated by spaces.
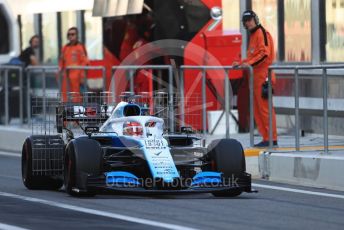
xmin=21 ymin=93 xmax=254 ymax=197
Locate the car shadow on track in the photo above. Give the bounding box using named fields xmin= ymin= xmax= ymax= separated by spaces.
xmin=62 ymin=189 xmax=257 ymax=200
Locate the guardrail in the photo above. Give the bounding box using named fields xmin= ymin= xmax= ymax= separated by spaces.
xmin=4 ymin=63 xmax=343 ymax=153
xmin=268 ymin=64 xmax=344 ymax=153
xmin=26 ymin=66 xmax=60 ymax=125
xmin=0 ymin=64 xmax=255 ymax=145
xmin=0 ymin=65 xmax=107 ymax=125
xmin=0 ymin=65 xmax=24 ymax=125
xmin=180 ymin=65 xmax=254 ymax=146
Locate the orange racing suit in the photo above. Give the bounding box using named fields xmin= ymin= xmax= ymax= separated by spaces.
xmin=240 ymin=25 xmax=277 ymax=142
xmin=59 ymin=43 xmax=89 ymax=102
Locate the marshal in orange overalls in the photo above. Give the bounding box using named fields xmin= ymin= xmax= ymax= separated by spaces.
xmin=59 ymin=43 xmax=89 ymax=102
xmin=240 ymin=25 xmax=277 ymax=142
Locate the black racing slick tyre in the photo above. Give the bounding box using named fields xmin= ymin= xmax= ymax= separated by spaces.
xmin=21 ymin=136 xmax=63 ymax=190
xmin=207 ymin=139 xmax=246 ymax=197
xmin=64 ymin=138 xmax=103 ymax=197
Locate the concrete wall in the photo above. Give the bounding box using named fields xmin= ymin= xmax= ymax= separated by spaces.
xmin=259 ymin=151 xmax=344 ymax=191
xmin=0 ymin=126 xmax=31 ymax=152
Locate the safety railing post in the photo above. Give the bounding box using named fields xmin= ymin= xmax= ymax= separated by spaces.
xmin=102 ymin=67 xmax=106 ymax=92
xmin=0 ymin=69 xmax=2 ymax=122
xmin=18 ymin=68 xmax=23 ymax=124
xmin=129 ymin=69 xmax=134 ymax=93
xmin=4 ymin=69 xmax=9 ymax=125
xmin=179 ymin=67 xmax=185 ymax=127
xmin=42 ymin=68 xmax=47 ymax=134
xmin=224 ymin=69 xmax=230 ymax=139
xmin=294 ymin=68 xmax=300 ymax=151
xmin=83 ymin=68 xmax=87 ymax=92
xmin=27 ymin=69 xmax=31 ymax=125
xmin=322 ymin=68 xmax=329 ymax=154
xmin=66 ymin=68 xmax=70 ymax=102
xmin=111 ymin=68 xmax=116 ymax=103
xmin=168 ymin=66 xmax=175 ymax=133
xmin=268 ymin=69 xmax=273 ymax=149
xmin=248 ymin=66 xmax=254 ymax=147
xmin=201 ymin=68 xmax=207 ymax=136
xmin=58 ymin=68 xmax=62 ymax=95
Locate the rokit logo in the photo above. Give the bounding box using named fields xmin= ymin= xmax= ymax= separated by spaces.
xmin=232 ymin=37 xmax=241 ymax=43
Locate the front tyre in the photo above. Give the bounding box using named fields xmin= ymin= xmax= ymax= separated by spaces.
xmin=207 ymin=139 xmax=246 ymax=197
xmin=64 ymin=138 xmax=102 ymax=197
xmin=64 ymin=146 xmax=89 ymax=196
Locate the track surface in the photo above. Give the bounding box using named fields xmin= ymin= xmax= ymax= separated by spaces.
xmin=1 ymin=152 xmax=344 ymax=230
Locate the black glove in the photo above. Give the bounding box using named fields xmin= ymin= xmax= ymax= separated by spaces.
xmin=261 ymin=80 xmax=274 ymax=99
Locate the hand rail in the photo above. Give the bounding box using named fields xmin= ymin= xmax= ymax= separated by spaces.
xmin=268 ymin=64 xmax=344 ymax=153
xmin=180 ymin=65 xmax=254 ymax=146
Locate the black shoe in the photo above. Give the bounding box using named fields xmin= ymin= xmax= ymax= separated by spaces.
xmin=254 ymin=141 xmax=278 ymax=148
xmin=254 ymin=141 xmax=269 ymax=147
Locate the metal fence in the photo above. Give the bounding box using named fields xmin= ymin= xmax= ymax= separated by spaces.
xmin=180 ymin=65 xmax=254 ymax=145
xmin=0 ymin=65 xmax=24 ymax=125
xmin=4 ymin=63 xmax=344 ymax=153
xmin=0 ymin=65 xmax=106 ymax=125
xmin=26 ymin=66 xmax=60 ymax=125
xmin=268 ymin=64 xmax=344 ymax=153
xmin=0 ymin=64 xmax=254 ymax=145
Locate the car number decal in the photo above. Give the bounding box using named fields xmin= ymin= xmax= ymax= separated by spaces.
xmin=144 ymin=139 xmax=165 ymax=149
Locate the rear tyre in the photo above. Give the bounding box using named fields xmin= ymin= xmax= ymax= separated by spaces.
xmin=64 ymin=138 xmax=102 ymax=197
xmin=207 ymin=139 xmax=245 ymax=197
xmin=21 ymin=136 xmax=63 ymax=190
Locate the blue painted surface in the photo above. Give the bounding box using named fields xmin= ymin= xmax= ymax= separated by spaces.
xmin=93 ymin=135 xmax=143 ymax=148
xmin=191 ymin=171 xmax=222 ymax=186
xmin=140 ymin=139 xmax=180 ymax=183
xmin=106 ymin=171 xmax=140 ymax=185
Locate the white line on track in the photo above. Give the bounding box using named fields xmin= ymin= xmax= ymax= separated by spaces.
xmin=253 ymin=183 xmax=344 ymax=199
xmin=0 ymin=175 xmax=21 ymax=180
xmin=0 ymin=192 xmax=197 ymax=230
xmin=0 ymin=223 xmax=29 ymax=230
xmin=0 ymin=151 xmax=20 ymax=158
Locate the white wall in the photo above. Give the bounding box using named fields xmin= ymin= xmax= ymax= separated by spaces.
xmin=7 ymin=0 xmax=94 ymax=15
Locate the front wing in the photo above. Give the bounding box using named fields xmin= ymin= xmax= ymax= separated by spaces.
xmin=86 ymin=173 xmax=254 ymax=195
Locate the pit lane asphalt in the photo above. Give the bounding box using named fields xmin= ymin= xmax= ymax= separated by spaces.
xmin=1 ymin=152 xmax=344 ymax=230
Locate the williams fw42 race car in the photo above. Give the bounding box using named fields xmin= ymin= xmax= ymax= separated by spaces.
xmin=21 ymin=94 xmax=255 ymax=197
